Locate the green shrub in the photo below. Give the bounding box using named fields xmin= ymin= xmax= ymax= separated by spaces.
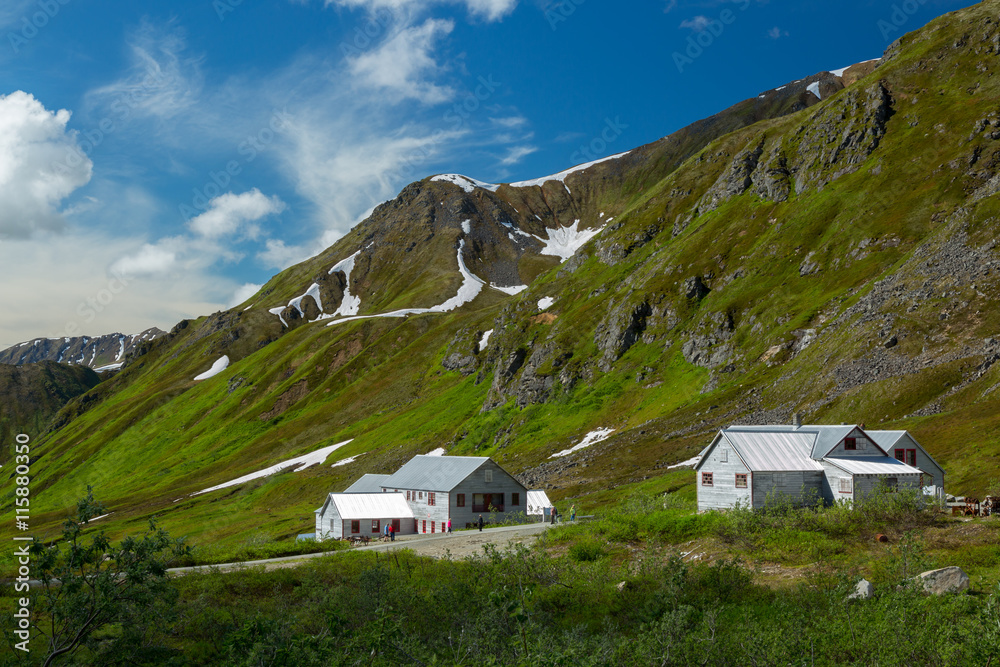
xmin=569 ymin=539 xmax=606 ymax=562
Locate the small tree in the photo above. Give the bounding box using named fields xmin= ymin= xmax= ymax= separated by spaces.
xmin=29 ymin=487 xmax=190 ymax=666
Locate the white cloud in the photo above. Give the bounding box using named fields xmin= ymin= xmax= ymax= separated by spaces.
xmin=500 ymin=145 xmax=537 ymax=166
xmin=0 ymin=91 xmax=93 ymax=239
xmin=109 ymin=241 xmax=179 ymax=277
xmin=326 ymin=0 xmax=517 ymax=21
xmin=86 ymin=21 xmax=203 ymax=123
xmin=188 ymin=189 xmax=286 ymax=238
xmin=228 ymin=282 xmax=263 ymax=308
xmin=680 ymin=15 xmax=711 ymax=31
xmin=491 ymin=115 xmax=528 ymax=128
xmin=348 ymin=18 xmax=455 ymax=104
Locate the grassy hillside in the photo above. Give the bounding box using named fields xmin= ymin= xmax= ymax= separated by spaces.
xmin=6 ymin=1 xmax=1000 ymax=563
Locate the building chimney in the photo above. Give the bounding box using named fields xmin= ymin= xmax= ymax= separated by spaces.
xmin=792 ymin=412 xmax=802 ymax=428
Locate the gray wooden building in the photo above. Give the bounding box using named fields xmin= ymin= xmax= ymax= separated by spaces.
xmin=695 ymin=424 xmax=943 ymax=511
xmin=380 ymin=455 xmax=528 ymax=532
xmin=314 ymin=492 xmax=414 ymax=540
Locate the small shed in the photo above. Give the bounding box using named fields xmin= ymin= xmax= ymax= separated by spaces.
xmin=315 ymin=492 xmax=414 ymax=540
xmin=527 ymin=489 xmax=553 ymax=515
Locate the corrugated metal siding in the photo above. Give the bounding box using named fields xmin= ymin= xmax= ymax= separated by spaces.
xmin=330 ymin=493 xmax=414 ymax=519
xmin=723 ymin=431 xmax=823 ymax=471
xmin=527 ymin=490 xmax=552 ymax=514
xmin=382 ymin=455 xmax=490 ymax=492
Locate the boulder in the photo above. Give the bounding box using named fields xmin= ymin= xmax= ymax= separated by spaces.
xmin=914 ymin=566 xmax=969 ymax=595
xmin=848 ymin=578 xmax=874 ymax=600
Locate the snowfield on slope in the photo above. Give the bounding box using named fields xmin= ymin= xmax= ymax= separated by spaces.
xmin=550 ymin=428 xmax=615 ymax=458
xmin=535 ymin=220 xmax=603 ymax=262
xmin=193 ymin=356 xmax=230 ymax=381
xmin=192 ymin=439 xmax=353 ymax=496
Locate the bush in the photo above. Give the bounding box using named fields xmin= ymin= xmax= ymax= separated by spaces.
xmin=569 ymin=539 xmax=606 ymax=562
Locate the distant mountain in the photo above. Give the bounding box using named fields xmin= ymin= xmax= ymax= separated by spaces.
xmin=0 ymin=328 xmax=165 ymax=372
xmin=0 ymin=361 xmax=100 ymax=453
xmin=6 ymin=2 xmax=1000 ymax=554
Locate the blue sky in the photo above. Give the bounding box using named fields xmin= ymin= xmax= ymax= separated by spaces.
xmin=0 ymin=0 xmax=974 ymax=348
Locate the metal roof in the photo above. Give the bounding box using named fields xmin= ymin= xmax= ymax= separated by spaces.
xmin=381 ymin=455 xmax=490 ymax=492
xmin=527 ymin=489 xmax=552 ymax=514
xmin=865 ymin=430 xmax=907 ymax=451
xmin=344 ymin=473 xmax=392 ymax=493
xmin=327 ymin=493 xmax=414 ymax=520
xmin=722 ymin=430 xmax=824 ymax=471
xmin=725 ymin=424 xmax=867 ymax=459
xmin=823 ymin=456 xmax=923 ymax=475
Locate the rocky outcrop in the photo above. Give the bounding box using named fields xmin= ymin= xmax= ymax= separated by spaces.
xmin=442 ymin=353 xmax=478 ymax=376
xmin=700 ymin=137 xmax=765 ymax=212
xmin=682 ymin=311 xmax=734 ymax=369
xmin=792 ymin=82 xmax=894 ymax=192
xmin=595 ymin=297 xmax=653 ymax=372
xmin=914 ymin=566 xmax=969 ymax=595
xmin=750 ymin=144 xmax=792 ymax=202
xmin=0 ymin=328 xmax=166 ymax=370
xmin=848 ymin=578 xmax=874 ymax=600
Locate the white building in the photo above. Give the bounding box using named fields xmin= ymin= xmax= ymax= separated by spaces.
xmin=314 ymin=492 xmax=414 ymax=540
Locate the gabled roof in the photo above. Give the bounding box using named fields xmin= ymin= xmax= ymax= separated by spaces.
xmin=317 ymin=493 xmax=414 ymax=519
xmin=721 ymin=430 xmax=824 ymax=471
xmin=344 ymin=473 xmax=392 ymax=493
xmin=724 ymin=424 xmax=881 ymax=459
xmin=865 ymin=430 xmax=907 ymax=451
xmin=381 ymin=455 xmax=491 ymax=492
xmin=823 ymin=456 xmax=923 ymax=476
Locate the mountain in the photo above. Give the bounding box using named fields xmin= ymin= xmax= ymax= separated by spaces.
xmin=0 ymin=328 xmax=165 ymax=372
xmin=6 ymin=2 xmax=1000 ymax=551
xmin=0 ymin=362 xmax=100 ymax=451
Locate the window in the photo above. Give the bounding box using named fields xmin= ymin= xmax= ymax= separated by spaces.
xmin=392 ymin=519 xmax=401 ymax=532
xmin=894 ymin=449 xmax=905 ymax=462
xmin=457 ymin=493 xmax=465 ymax=507
xmin=701 ymin=472 xmax=713 ymax=486
xmin=372 ymin=519 xmax=380 ymax=533
xmin=428 ymin=492 xmax=436 ymax=506
xmin=351 ymin=520 xmax=360 ymax=534
xmin=884 ymin=477 xmax=898 ymax=490
xmin=839 ymin=478 xmax=853 ymax=494
xmin=906 ymin=449 xmax=917 ymax=467
xmin=735 ymin=473 xmax=747 ymax=488
xmin=720 ymin=449 xmax=728 ymax=463
xmin=485 ymin=469 xmax=493 ymax=483
xmin=512 ymin=492 xmax=520 ymax=506
xmin=844 ymin=438 xmax=857 ymax=450
xmin=431 ymin=521 xmax=435 ymax=533
xmin=472 ymin=493 xmax=504 ymax=512
xmin=422 ymin=520 xmax=426 ymax=533
xmin=406 ymin=490 xmax=411 ymax=501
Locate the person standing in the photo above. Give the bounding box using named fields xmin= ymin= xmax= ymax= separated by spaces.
xmin=477 ymin=514 xmax=484 ymax=531
xmin=389 ymin=523 xmax=395 ymax=542
xmin=447 ymin=518 xmax=452 ymax=534
xmin=570 ymin=505 xmax=576 ymax=521
xmin=550 ymin=506 xmax=558 ymax=525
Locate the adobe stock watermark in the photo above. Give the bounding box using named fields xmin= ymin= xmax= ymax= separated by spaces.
xmin=876 ymin=0 xmax=930 ymax=41
xmin=545 ymin=0 xmax=586 ymax=31
xmin=53 ymin=269 xmax=134 ymax=339
xmin=179 ymin=108 xmax=293 ymax=221
xmin=11 ymin=433 xmax=33 ymax=654
xmin=570 ymin=116 xmax=628 ymax=165
xmin=7 ymin=0 xmax=71 ymax=54
xmin=338 ymin=7 xmax=394 ymax=58
xmin=213 ymin=0 xmax=243 ymax=22
xmin=672 ymin=0 xmax=752 ymax=74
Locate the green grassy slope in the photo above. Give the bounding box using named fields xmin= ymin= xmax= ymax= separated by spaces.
xmin=6 ymin=2 xmax=1000 ymax=561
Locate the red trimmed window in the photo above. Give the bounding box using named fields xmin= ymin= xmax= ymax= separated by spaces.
xmin=457 ymin=493 xmax=465 ymax=507
xmin=701 ymin=472 xmax=713 ymax=486
xmin=351 ymin=520 xmax=360 ymax=534
xmin=431 ymin=521 xmax=435 ymax=533
xmin=512 ymin=492 xmax=520 ymax=506
xmin=735 ymin=473 xmax=748 ymax=488
xmin=422 ymin=520 xmax=426 ymax=533
xmin=392 ymin=519 xmax=400 ymax=532
xmin=894 ymin=449 xmax=905 ymax=462
xmin=428 ymin=492 xmax=436 ymax=506
xmin=844 ymin=438 xmax=857 ymax=450
xmin=372 ymin=520 xmax=380 ymax=533
xmin=906 ymin=449 xmax=917 ymax=467
xmin=406 ymin=490 xmax=411 ymax=501
xmin=839 ymin=478 xmax=852 ymax=493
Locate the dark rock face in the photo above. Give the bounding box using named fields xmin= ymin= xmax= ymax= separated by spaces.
xmin=700 ymin=137 xmax=765 ymax=212
xmin=792 ymin=82 xmax=894 ymax=192
xmin=682 ymin=276 xmax=711 ymax=300
xmin=595 ymin=298 xmax=653 ymax=371
xmin=442 ymin=353 xmax=477 ymax=375
xmin=750 ymin=145 xmax=792 ymax=203
xmin=682 ymin=311 xmax=734 ymax=369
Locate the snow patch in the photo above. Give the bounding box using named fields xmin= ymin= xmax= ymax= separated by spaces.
xmin=537 ymin=297 xmax=554 ymax=310
xmin=479 ymin=329 xmax=493 ymax=350
xmin=667 ymin=455 xmax=702 ymax=469
xmin=94 ymin=362 xmax=124 ymax=373
xmin=192 ymin=439 xmax=354 ymax=496
xmin=828 ymin=59 xmax=878 ymax=78
xmin=193 ymin=355 xmax=230 ymax=381
xmin=550 ymin=428 xmax=615 ymax=458
xmin=325 ymin=241 xmax=484 ymax=328
xmin=268 ymin=306 xmax=288 ymax=327
xmin=331 ymin=454 xmax=362 ymax=468
xmin=461 ymin=219 xmax=471 ymax=234
xmin=426 ymin=447 xmax=446 ymax=456
xmin=534 ymin=219 xmax=603 ymax=262
xmin=510 ymin=151 xmax=630 ymax=189
xmin=115 ymin=336 xmax=125 ymax=361
xmin=491 ymin=283 xmax=527 ymax=295
xmin=431 ymin=174 xmax=500 ymax=193
xmin=806 ymin=81 xmax=822 ymax=99
xmin=87 ymin=513 xmax=112 ymax=523
xmin=329 ymin=251 xmax=362 ymax=317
